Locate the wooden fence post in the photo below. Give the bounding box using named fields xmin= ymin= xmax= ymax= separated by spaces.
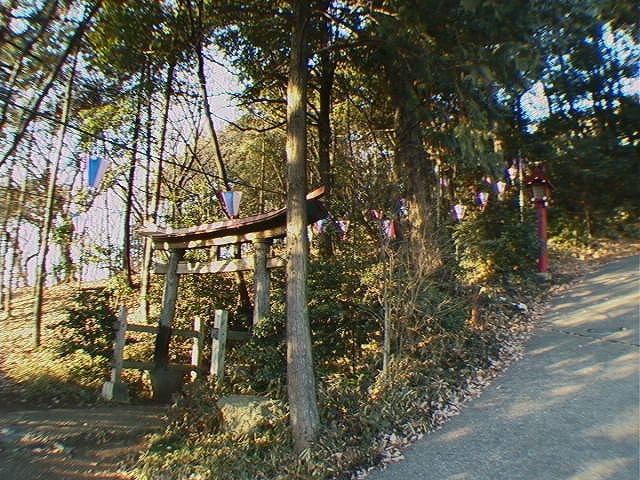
xmin=210 ymin=309 xmax=228 ymax=381
xmin=253 ymin=239 xmax=271 ymax=327
xmin=101 ymin=306 xmax=130 ymax=402
xmin=112 ymin=306 xmax=128 ymax=383
xmin=191 ymin=316 xmax=205 ymax=380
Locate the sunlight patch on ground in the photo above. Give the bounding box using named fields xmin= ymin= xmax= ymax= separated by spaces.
xmin=435 ymin=425 xmax=475 ymax=443
xmin=583 ymin=406 xmax=640 ymax=442
xmin=567 ymin=458 xmax=635 ymax=480
xmin=549 ymin=384 xmax=584 ymax=398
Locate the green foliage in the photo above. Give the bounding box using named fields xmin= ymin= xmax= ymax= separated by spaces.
xmin=53 ymin=287 xmax=117 ymax=360
xmin=453 ymin=200 xmax=539 ymax=284
xmin=82 ymin=243 xmax=123 ymax=277
xmin=105 ymin=273 xmax=137 ymax=305
xmin=173 ymin=271 xmax=240 ymax=329
xmin=303 ymin=323 xmax=502 ymax=477
xmin=137 ymin=398 xmax=292 ymax=480
xmin=308 ymin=259 xmax=380 ymax=376
xmin=3 ymin=0 xmax=633 ymax=477
xmin=166 ymin=380 xmax=223 ymax=441
xmin=225 ymin=315 xmax=287 ymax=396
xmin=522 ymin=18 xmax=640 ymax=238
xmin=223 ymin=256 xmax=384 ymax=397
xmin=139 ymin=319 xmax=505 ymax=480
xmin=88 ymin=0 xmax=174 ymax=77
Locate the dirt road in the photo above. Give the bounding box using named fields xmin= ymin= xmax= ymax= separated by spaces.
xmin=0 ymin=405 xmax=167 ymax=480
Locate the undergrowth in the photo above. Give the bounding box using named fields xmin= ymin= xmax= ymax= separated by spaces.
xmin=2 ymin=235 xmax=634 ymax=477
xmin=133 ymin=317 xmax=524 ymax=480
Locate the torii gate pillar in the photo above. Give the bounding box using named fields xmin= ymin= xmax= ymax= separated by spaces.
xmin=152 ymin=247 xmax=184 ymax=401
xmin=253 ymin=239 xmax=271 ymax=327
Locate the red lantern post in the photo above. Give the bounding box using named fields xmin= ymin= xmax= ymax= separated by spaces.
xmin=526 ymin=165 xmax=553 ymax=278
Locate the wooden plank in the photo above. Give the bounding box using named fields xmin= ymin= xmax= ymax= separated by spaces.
xmin=121 ymin=360 xmax=153 ymax=370
xmin=127 ymin=323 xmax=198 ymax=339
xmin=139 ymin=187 xmax=327 ymax=249
xmin=152 ymin=227 xmax=287 ymax=251
xmin=127 ymin=324 xmax=157 ymax=334
xmin=168 ymin=364 xmax=197 ymax=372
xmin=154 ymin=255 xmax=285 ymax=275
xmin=191 ymin=316 xmax=204 ymax=380
xmin=173 ymin=328 xmax=199 ymax=338
xmin=211 ymin=327 xmax=251 ymax=342
xmin=228 ymin=330 xmax=251 ymax=341
xmin=154 ymin=248 xmax=184 ymax=376
xmin=110 ymin=307 xmax=128 ymax=384
xmin=210 ymin=310 xmax=228 ymax=380
xmin=121 ymin=360 xmax=195 ymax=372
xmin=253 ymin=240 xmax=271 ymax=327
xmin=139 ymin=187 xmax=325 ymax=240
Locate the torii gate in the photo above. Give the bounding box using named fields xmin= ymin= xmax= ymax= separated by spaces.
xmin=137 ymin=186 xmax=326 ymax=398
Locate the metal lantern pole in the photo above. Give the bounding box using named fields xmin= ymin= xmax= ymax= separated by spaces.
xmin=526 ymin=164 xmax=553 ymax=279
xmin=535 ymin=196 xmax=549 ymax=275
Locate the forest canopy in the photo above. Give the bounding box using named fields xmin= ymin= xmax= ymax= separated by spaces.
xmin=0 ymin=0 xmax=638 ymax=471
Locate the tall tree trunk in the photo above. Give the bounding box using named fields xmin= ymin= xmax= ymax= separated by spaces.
xmin=57 ymin=202 xmax=76 ymax=283
xmin=195 ymin=37 xmax=229 ymax=190
xmin=140 ymin=61 xmax=175 ymax=320
xmin=286 ymin=0 xmax=319 ymax=453
xmin=122 ymin=89 xmax=144 ymax=289
xmin=8 ymin=171 xmax=29 ymax=311
xmin=4 ymin=229 xmax=23 ymax=316
xmin=195 ymin=33 xmax=252 ymax=315
xmin=0 ymin=166 xmax=15 ymax=310
xmin=32 ymin=54 xmax=76 ymax=346
xmin=389 ymin=71 xmax=433 ymax=245
xmin=317 ymin=1 xmax=334 ymax=257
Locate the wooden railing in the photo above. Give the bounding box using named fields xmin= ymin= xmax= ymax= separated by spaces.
xmin=102 ymin=307 xmax=249 ymax=401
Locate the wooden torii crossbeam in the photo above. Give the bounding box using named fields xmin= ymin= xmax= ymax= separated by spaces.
xmin=138 ymin=186 xmax=327 ymax=250
xmin=136 ymin=186 xmax=327 ymax=400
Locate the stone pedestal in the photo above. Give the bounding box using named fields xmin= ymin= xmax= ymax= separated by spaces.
xmin=217 ymin=395 xmax=273 ymax=435
xmin=150 ymin=369 xmax=184 ymax=403
xmin=101 ymin=381 xmax=130 ymax=403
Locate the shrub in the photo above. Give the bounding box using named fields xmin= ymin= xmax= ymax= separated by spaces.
xmin=10 ymin=349 xmax=110 ymax=406
xmin=453 ymin=202 xmax=538 ymax=284
xmin=224 ymin=314 xmax=287 ymax=396
xmin=137 ymin=397 xmax=292 ymax=480
xmin=53 ymin=287 xmax=117 ymax=359
xmin=166 ymin=379 xmax=223 ymax=440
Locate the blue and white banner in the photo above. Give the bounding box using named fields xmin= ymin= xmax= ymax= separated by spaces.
xmin=87 ymin=157 xmax=107 ymax=189
xmin=221 ymin=190 xmax=242 ymax=217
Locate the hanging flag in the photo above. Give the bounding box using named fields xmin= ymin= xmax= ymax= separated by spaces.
xmin=505 ymin=161 xmax=518 ymax=185
xmin=396 ymin=198 xmax=408 ymax=217
xmin=475 ymin=191 xmax=489 ymax=210
xmin=313 ymin=218 xmax=329 ymax=234
xmin=220 ymin=190 xmax=242 ymax=217
xmin=451 ymin=204 xmax=466 ymax=222
xmin=87 ymin=157 xmax=107 ymax=188
xmin=369 ymin=209 xmax=382 ymax=220
xmin=336 ymin=220 xmax=350 ymax=239
xmin=383 ymin=218 xmax=397 ymax=239
xmin=494 ymin=180 xmax=507 ymax=200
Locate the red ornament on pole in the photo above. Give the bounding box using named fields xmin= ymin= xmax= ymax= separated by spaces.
xmin=525 ymin=165 xmax=553 ymax=278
